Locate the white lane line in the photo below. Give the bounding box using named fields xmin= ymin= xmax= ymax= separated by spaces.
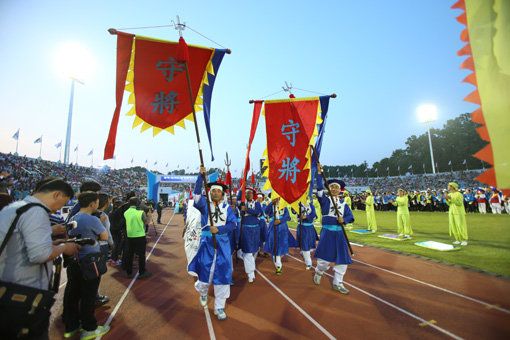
xmin=352 ymin=258 xmax=510 ymax=314
xmin=288 ymin=226 xmax=364 ymax=248
xmin=203 ymin=307 xmax=216 ymax=340
xmin=287 ymin=254 xmax=463 ymax=340
xmin=98 ymin=212 xmax=176 ymax=338
xmin=255 ymin=269 xmax=336 ymax=340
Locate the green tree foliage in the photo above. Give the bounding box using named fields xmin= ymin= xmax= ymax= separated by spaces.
xmin=325 ymin=113 xmax=488 ymax=177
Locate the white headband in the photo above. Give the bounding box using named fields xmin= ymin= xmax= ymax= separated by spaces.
xmin=210 ymin=185 xmax=224 ymax=192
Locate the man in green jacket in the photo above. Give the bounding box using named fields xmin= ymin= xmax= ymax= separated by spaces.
xmin=442 ymin=182 xmax=468 ymax=246
xmin=124 ymin=197 xmax=152 ymax=279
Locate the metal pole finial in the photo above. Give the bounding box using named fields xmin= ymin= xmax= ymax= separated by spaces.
xmin=282 ymin=81 xmax=293 ymax=95
xmin=172 ymin=16 xmax=186 ymax=37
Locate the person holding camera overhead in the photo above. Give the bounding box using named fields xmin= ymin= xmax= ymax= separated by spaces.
xmin=63 ymin=191 xmax=110 ymax=339
xmin=0 ymin=177 xmax=80 ymax=339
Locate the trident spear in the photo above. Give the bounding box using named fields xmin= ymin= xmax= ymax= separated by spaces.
xmin=225 ymin=152 xmax=238 ymax=263
xmin=311 ymin=145 xmax=354 ymax=255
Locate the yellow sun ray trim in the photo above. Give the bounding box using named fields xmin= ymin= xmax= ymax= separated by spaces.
xmin=125 ymin=106 xmax=136 ymax=116
xmin=125 ymin=82 xmax=134 ymax=92
xmin=262 ymin=148 xmax=268 ymax=157
xmin=152 ymin=127 xmax=163 ymax=136
xmin=165 ymin=126 xmax=175 ymax=134
xmin=132 ymin=116 xmax=143 ymax=128
xmin=141 ymin=122 xmax=152 ymax=132
xmin=176 ymin=119 xmax=186 ymax=129
xmin=185 ymin=113 xmax=194 ymax=122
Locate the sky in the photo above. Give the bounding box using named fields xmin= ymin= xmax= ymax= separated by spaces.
xmin=0 ymin=0 xmax=476 ymax=176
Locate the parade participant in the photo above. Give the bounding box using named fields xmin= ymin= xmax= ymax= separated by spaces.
xmin=441 ymin=182 xmax=468 ymax=246
xmin=228 ymin=195 xmax=240 ymax=255
xmin=263 ymin=197 xmax=297 ymax=274
xmin=342 ymin=191 xmax=353 ymax=229
xmin=256 ymin=193 xmax=268 ymax=257
xmin=295 ymin=199 xmax=318 ymax=270
xmin=390 ymin=189 xmax=412 ymax=239
xmin=188 ymin=167 xmax=237 ymax=320
xmin=236 ymin=188 xmax=263 ymax=282
xmin=363 ymin=190 xmax=377 ymax=232
xmin=313 ymin=167 xmax=354 ymax=294
xmin=476 ymin=188 xmax=487 ymax=213
xmin=489 ymin=187 xmax=502 ymax=214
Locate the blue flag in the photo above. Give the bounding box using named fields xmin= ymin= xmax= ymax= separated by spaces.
xmin=202 ymin=49 xmax=227 ymax=162
xmin=34 ymin=136 xmax=42 ymax=144
xmin=12 ymin=129 xmax=19 ymax=141
xmin=88 ymin=149 xmax=93 ymax=156
xmin=55 ymin=141 xmax=62 ymax=148
xmin=309 ymin=96 xmax=331 ymax=197
xmin=74 ymin=145 xmax=79 ymax=152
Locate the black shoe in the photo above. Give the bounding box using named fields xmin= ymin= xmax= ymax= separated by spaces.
xmin=95 ymin=295 xmax=109 ymax=308
xmin=126 ymin=272 xmax=133 ymax=279
xmin=138 ymin=271 xmax=153 ymax=279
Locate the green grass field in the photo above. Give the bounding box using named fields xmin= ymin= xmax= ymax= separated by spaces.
xmin=289 ymin=211 xmax=510 ymax=277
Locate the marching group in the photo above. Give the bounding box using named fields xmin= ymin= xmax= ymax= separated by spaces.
xmin=185 ymin=166 xmax=354 ymax=321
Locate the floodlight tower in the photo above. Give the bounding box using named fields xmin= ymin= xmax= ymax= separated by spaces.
xmin=417 ymin=104 xmax=438 ymax=174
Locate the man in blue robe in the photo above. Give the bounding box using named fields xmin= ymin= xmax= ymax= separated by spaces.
xmin=188 ymin=167 xmax=237 ymax=320
xmin=313 ymin=166 xmax=354 ymax=294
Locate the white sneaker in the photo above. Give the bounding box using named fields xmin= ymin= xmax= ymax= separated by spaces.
xmin=313 ymin=273 xmax=322 ymax=285
xmin=332 ymin=283 xmax=350 ymax=294
xmin=460 ymin=241 xmax=468 ymax=246
xmin=214 ymin=308 xmax=227 ymax=321
xmin=453 ymin=241 xmax=460 ymax=245
xmin=248 ymin=277 xmax=254 ymax=283
xmin=305 ymin=265 xmax=311 ymax=270
xmin=200 ymin=295 xmax=208 ymax=307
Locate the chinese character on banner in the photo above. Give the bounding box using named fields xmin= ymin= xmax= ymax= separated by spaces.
xmin=278 ymin=157 xmax=300 ymax=183
xmin=262 ymin=97 xmax=323 ymax=209
xmin=281 ymin=120 xmax=300 ymax=147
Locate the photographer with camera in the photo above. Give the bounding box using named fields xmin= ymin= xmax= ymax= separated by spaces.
xmin=0 ymin=177 xmax=80 ymax=339
xmin=62 ymin=191 xmax=111 ymax=339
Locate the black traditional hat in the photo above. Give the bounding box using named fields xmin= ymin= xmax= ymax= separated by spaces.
xmin=207 ymin=182 xmax=228 ymax=192
xmin=327 ymin=179 xmax=345 ymax=189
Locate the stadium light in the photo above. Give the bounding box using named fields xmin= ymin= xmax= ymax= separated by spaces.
xmin=417 ymin=104 xmax=437 ymax=174
xmin=54 ymin=42 xmax=94 ymax=165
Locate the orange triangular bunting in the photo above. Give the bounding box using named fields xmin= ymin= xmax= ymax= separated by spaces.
xmin=457 ymin=43 xmax=472 ymax=56
xmin=462 ymin=72 xmax=477 ymax=86
xmin=464 ymin=89 xmax=481 ymax=104
xmin=476 ymin=167 xmax=497 ymax=188
xmin=474 ymin=144 xmax=494 ymax=165
xmin=476 ymin=126 xmax=490 ymax=142
xmin=471 ymin=108 xmax=485 ymax=124
xmin=456 ymin=12 xmax=467 ymax=25
xmin=460 ymin=28 xmax=469 ymax=42
xmin=451 ymin=0 xmax=465 ymax=10
xmin=460 ymin=57 xmax=475 ymax=71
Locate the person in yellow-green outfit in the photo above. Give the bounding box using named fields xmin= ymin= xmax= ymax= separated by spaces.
xmin=342 ymin=190 xmax=354 ymax=229
xmin=389 ymin=189 xmax=412 ymax=239
xmin=441 ymin=182 xmax=468 ymax=246
xmin=363 ymin=190 xmax=377 ymax=232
